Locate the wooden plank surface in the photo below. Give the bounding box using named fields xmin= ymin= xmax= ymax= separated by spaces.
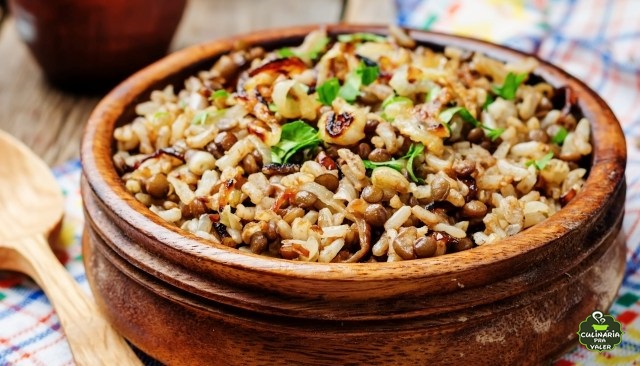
xmin=0 ymin=0 xmax=393 ymax=166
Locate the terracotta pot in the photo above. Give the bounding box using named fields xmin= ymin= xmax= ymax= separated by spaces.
xmin=8 ymin=0 xmax=187 ymax=91
xmin=80 ymin=24 xmax=627 ymax=365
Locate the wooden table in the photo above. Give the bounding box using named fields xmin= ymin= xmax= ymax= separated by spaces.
xmin=0 ymin=0 xmax=394 ymax=166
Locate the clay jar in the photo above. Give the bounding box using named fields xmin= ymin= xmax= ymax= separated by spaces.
xmin=9 ymin=0 xmax=187 ymax=91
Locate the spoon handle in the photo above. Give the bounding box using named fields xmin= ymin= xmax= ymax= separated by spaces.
xmin=10 ymin=234 xmax=142 ymax=366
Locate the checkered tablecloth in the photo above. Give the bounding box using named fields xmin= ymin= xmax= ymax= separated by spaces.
xmin=2 ymin=0 xmax=640 ymax=364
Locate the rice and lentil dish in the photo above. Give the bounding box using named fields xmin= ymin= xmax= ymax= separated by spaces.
xmin=113 ymin=27 xmax=592 ymax=262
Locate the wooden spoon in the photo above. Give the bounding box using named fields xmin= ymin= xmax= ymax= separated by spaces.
xmin=0 ymin=130 xmax=141 ymax=366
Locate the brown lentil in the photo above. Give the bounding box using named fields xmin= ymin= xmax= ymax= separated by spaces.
xmin=204 ymin=141 xmax=224 ymax=158
xmin=452 ymin=237 xmax=473 ymax=252
xmin=361 ymin=185 xmax=383 ymax=203
xmin=241 ymin=154 xmax=260 ymax=174
xmin=453 ymin=160 xmax=476 ymax=178
xmin=407 ymin=195 xmax=419 ymax=207
xmin=364 ymin=119 xmax=379 ymax=133
xmin=221 ymin=237 xmax=237 ymax=247
xmin=368 ymin=148 xmax=392 ymax=162
xmin=393 ymin=227 xmax=417 ymax=260
xmin=462 ymin=200 xmax=487 ymax=218
xmin=294 ymin=190 xmax=317 ymax=209
xmin=528 ymin=129 xmax=549 ymax=143
xmin=414 ymin=236 xmax=437 ymax=258
xmin=145 ymin=173 xmax=170 ymax=198
xmin=467 ymin=127 xmax=485 ymax=143
xmin=249 ymin=232 xmax=268 ymax=253
xmin=323 ymin=145 xmax=340 ymax=160
xmin=180 ymin=199 xmax=207 ymax=219
xmin=314 ymin=173 xmax=340 ymax=192
xmin=266 ymin=221 xmax=279 ymax=241
xmin=357 ymin=142 xmax=372 ymax=160
xmin=364 ymin=203 xmax=387 ymax=227
xmin=214 ymin=131 xmax=238 ymax=151
xmin=431 ymin=176 xmax=450 ymax=201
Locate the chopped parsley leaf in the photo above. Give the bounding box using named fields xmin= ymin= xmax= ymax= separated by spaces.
xmin=439 ymin=106 xmax=504 ymax=141
xmin=482 ymin=94 xmax=495 ymax=110
xmin=191 ymin=111 xmax=210 ymax=125
xmin=362 ymin=159 xmax=405 ymax=172
xmin=209 ymin=90 xmax=229 ymax=101
xmin=552 ymin=127 xmax=568 ymax=145
xmin=317 ymin=78 xmax=341 ymax=106
xmin=276 ymin=37 xmax=329 ymax=61
xmin=338 ymin=61 xmax=380 ymax=102
xmin=362 ymin=143 xmax=425 ymax=183
xmin=526 ymin=152 xmax=554 ymax=170
xmin=276 ymin=47 xmax=296 ymax=58
xmin=405 ymin=143 xmax=425 ymax=183
xmin=492 ymin=72 xmax=527 ymax=100
xmin=270 ymin=121 xmax=322 ymax=163
xmin=381 ymin=95 xmax=413 ymax=121
xmin=153 ymin=111 xmax=169 ymax=120
xmin=307 ymin=37 xmax=330 ymax=60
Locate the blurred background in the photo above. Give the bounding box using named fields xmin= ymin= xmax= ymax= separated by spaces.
xmin=0 ymin=0 xmax=394 ymax=166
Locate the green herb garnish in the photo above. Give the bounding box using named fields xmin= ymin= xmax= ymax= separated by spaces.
xmin=552 ymin=127 xmax=568 ymax=145
xmin=439 ymin=106 xmax=504 ymax=141
xmin=209 ymin=90 xmax=229 ymax=101
xmin=381 ymin=95 xmax=413 ymax=121
xmin=362 ymin=143 xmax=425 ymax=183
xmin=492 ymin=72 xmax=527 ymax=100
xmin=307 ymin=37 xmax=330 ymax=60
xmin=268 ymin=103 xmax=278 ymax=112
xmin=359 ymin=62 xmax=379 ymax=85
xmin=153 ymin=111 xmax=169 ymax=120
xmin=338 ymin=72 xmax=361 ymax=102
xmin=381 ymin=95 xmax=412 ymax=109
xmin=276 ymin=47 xmax=296 ymax=58
xmin=404 ymin=143 xmax=425 ymax=183
xmin=276 ymin=37 xmax=329 ymax=60
xmin=482 ymin=94 xmax=494 ymax=110
xmin=337 ymin=32 xmax=386 ymax=43
xmin=317 ymin=78 xmax=341 ymax=106
xmin=485 ymin=127 xmax=506 ymax=141
xmin=191 ymin=111 xmax=210 ymax=125
xmin=526 ymin=152 xmax=554 ymax=170
xmin=426 ymin=85 xmax=442 ymax=103
xmin=362 ymin=159 xmax=405 ymax=172
xmin=338 ymin=61 xmax=380 ymax=103
xmin=271 ymin=121 xmax=322 ymax=163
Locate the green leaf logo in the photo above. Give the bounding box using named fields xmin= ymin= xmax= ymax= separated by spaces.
xmin=577 ymin=310 xmax=624 ymax=352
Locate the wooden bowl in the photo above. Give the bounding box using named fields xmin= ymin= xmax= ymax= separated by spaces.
xmin=80 ymin=24 xmax=627 ymax=365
